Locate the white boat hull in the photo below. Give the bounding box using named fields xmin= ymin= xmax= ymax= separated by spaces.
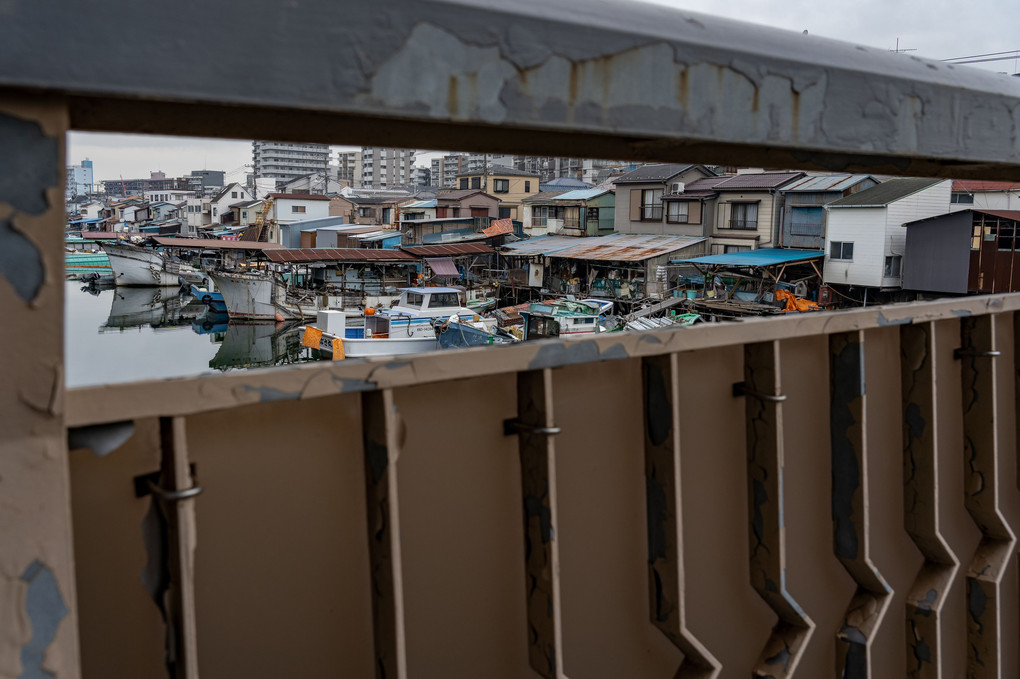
xmin=310 ymin=331 xmax=439 ymax=359
xmin=103 ymin=243 xmax=200 ymax=287
xmin=210 ymin=271 xmax=320 ymax=321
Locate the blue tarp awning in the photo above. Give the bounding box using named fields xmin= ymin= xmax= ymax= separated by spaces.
xmin=679 ymin=248 xmax=824 ymax=267
xmin=68 ymin=217 xmax=102 ymax=224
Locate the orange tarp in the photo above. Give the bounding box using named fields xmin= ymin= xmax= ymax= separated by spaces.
xmin=775 ymin=288 xmax=820 ymax=312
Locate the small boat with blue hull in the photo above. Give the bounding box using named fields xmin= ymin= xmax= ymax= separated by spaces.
xmin=435 ymin=315 xmax=519 ymax=349
xmin=190 ymin=283 xmax=226 ymax=312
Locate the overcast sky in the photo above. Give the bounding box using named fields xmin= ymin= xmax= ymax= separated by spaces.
xmin=68 ymin=0 xmax=1019 ymax=181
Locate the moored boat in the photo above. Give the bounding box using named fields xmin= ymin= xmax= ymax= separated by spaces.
xmin=209 ymin=270 xmax=331 ymax=321
xmin=103 ymin=242 xmax=202 ymax=287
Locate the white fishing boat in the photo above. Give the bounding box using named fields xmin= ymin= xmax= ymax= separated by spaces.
xmin=302 ymin=287 xmax=493 ymax=359
xmin=102 ymin=242 xmax=202 ymax=287
xmin=209 ymin=270 xmax=337 ymax=321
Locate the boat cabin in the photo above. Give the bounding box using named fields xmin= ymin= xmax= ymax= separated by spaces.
xmin=519 ymin=299 xmax=604 ymax=340
xmin=367 ymin=287 xmax=478 ymax=339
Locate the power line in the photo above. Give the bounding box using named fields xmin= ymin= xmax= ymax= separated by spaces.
xmin=944 ymin=54 xmax=1020 ymax=66
xmin=942 ymin=48 xmax=1020 ymax=62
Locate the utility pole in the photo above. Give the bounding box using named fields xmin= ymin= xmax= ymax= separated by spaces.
xmin=890 ymin=38 xmax=916 ymax=54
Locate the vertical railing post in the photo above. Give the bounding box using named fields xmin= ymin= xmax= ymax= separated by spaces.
xmin=957 ymin=315 xmax=1016 ymax=678
xmin=509 ymin=369 xmax=565 ymax=678
xmin=0 ymin=100 xmax=78 ymax=678
xmin=642 ymin=353 xmax=721 ymax=679
xmin=155 ymin=416 xmax=201 ymax=678
xmin=900 ymin=322 xmax=959 ymax=678
xmin=829 ymin=331 xmax=891 ymax=677
xmin=361 ymin=389 xmax=408 ymax=679
xmin=738 ymin=341 xmax=814 ymax=679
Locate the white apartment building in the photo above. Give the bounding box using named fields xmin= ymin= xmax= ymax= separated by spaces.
xmin=252 ymin=141 xmax=331 ymax=188
xmin=66 ymin=159 xmax=94 ymax=197
xmin=144 ymin=189 xmax=195 ymax=204
xmin=360 ymin=147 xmax=416 ymax=189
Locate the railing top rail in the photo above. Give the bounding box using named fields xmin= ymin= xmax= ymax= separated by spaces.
xmin=4 ymin=0 xmax=1020 ymax=177
xmin=66 ymin=292 xmax=1019 ymax=427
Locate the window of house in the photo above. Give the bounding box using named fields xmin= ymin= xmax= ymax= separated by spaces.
xmin=212 ymin=207 xmax=217 ymax=216
xmin=790 ymin=206 xmax=824 ymax=234
xmin=359 ymin=207 xmax=372 ymax=217
xmin=471 ymin=177 xmax=481 ymax=190
xmin=728 ymin=202 xmax=758 ymax=229
xmin=998 ymin=222 xmax=1016 ymax=251
xmin=292 ymin=205 xmax=306 ymax=213
xmin=830 ymin=241 xmax=854 ymax=261
xmin=493 ymin=179 xmax=510 ymax=193
xmin=525 ymin=181 xmax=531 ymax=192
xmin=498 ymin=206 xmax=512 ymax=219
xmin=459 ymin=178 xmax=469 ymax=189
xmin=641 ymin=189 xmax=663 ymax=220
xmin=951 ymin=193 xmax=975 ymax=204
xmin=666 ymin=201 xmax=689 ymax=224
xmin=884 ymin=255 xmax=902 ymax=277
xmin=724 ymin=245 xmax=751 ymax=253
xmin=586 ymin=207 xmax=600 ymax=226
xmin=231 ymin=191 xmax=238 ymax=198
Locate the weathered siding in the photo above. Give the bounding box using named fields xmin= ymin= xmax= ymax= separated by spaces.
xmin=902 ymin=211 xmax=972 ymax=294
xmin=824 ymin=207 xmax=886 ymax=287
xmin=713 ymin=190 xmax=779 ymax=249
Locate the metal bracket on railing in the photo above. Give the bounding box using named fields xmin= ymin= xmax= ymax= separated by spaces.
xmin=503 ymin=419 xmax=562 ymax=436
xmin=733 ymin=382 xmax=787 ymax=402
xmin=147 ymin=480 xmax=204 ymax=502
xmin=953 ymin=348 xmax=1001 ymax=360
xmin=134 ymin=467 xmax=203 ymax=501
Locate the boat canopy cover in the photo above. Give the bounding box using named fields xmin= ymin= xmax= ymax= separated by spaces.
xmin=425 ymin=257 xmax=460 ymax=277
xmin=681 ymin=248 xmax=824 ymax=267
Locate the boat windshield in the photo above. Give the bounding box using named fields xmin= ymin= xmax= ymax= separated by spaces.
xmin=403 ymin=292 xmax=423 ymax=308
xmin=427 ymin=292 xmax=461 ymax=308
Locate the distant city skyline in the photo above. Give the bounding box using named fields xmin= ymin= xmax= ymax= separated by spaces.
xmin=67 ymin=0 xmax=1019 ymax=181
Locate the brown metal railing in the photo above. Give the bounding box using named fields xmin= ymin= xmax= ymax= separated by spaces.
xmin=7 ymin=0 xmax=1020 ymax=677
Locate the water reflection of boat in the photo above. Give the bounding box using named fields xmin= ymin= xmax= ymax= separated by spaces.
xmin=209 ymin=321 xmax=306 ymax=370
xmin=192 ymin=308 xmax=230 ymax=335
xmin=103 ymin=286 xmax=198 ymax=330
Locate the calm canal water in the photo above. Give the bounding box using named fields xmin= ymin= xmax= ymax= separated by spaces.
xmin=65 ymin=280 xmax=312 ymax=388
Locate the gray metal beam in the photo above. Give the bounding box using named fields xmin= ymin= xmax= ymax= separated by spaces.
xmin=4 ymin=0 xmax=1020 ymax=177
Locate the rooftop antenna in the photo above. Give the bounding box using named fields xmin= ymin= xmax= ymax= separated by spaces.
xmin=890 ymin=38 xmax=916 ymax=54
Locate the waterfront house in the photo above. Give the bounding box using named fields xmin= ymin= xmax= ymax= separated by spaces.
xmin=234 ymin=199 xmax=263 ymax=226
xmin=659 ymin=176 xmax=726 ymax=239
xmin=710 ymin=171 xmax=805 ymax=253
xmin=400 ymin=199 xmax=438 ymax=222
xmin=777 ymin=174 xmax=879 ymax=249
xmin=455 ymin=165 xmax=540 ymax=220
xmin=268 ymin=193 xmax=331 ymax=223
xmin=208 ymin=183 xmax=255 ymax=224
xmin=823 ymin=177 xmax=951 ymax=291
xmin=949 ymin=179 xmax=1020 ymax=212
xmin=521 ymin=188 xmax=615 ymax=238
xmin=436 ymin=189 xmax=499 ymax=219
xmin=903 ymin=209 xmax=1020 ymax=294
xmin=612 ymin=163 xmax=717 ymax=236
xmin=186 ymin=197 xmax=212 ymax=229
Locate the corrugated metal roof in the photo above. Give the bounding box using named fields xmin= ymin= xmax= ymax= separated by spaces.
xmin=541 ymin=188 xmax=610 ymax=201
xmin=401 ymin=243 xmax=494 ymax=256
xmin=550 ymin=234 xmax=706 ymax=261
xmin=403 ymin=199 xmax=437 ymax=208
xmin=522 ymin=190 xmax=569 ymax=204
xmin=425 ymin=257 xmax=460 ymax=276
xmin=682 ymin=248 xmax=824 ymax=267
xmin=952 ymin=180 xmax=1020 ymax=192
xmin=499 ymin=235 xmax=588 ymax=257
xmin=150 ymin=237 xmax=283 ymax=250
xmin=265 ymin=248 xmax=415 ymax=263
xmin=828 ymin=177 xmax=946 ymax=207
xmin=907 ymin=209 xmax=1020 ymax=227
xmin=503 ymin=234 xmax=704 ymax=261
xmin=483 ymin=218 xmax=514 ymax=237
xmin=782 ymin=174 xmax=875 ymax=193
xmin=713 ymin=172 xmax=805 ymax=190
xmin=269 ymin=193 xmax=331 ymax=201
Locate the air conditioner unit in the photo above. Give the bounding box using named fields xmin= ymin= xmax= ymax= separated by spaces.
xmin=671 ymin=181 xmax=685 ymax=194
